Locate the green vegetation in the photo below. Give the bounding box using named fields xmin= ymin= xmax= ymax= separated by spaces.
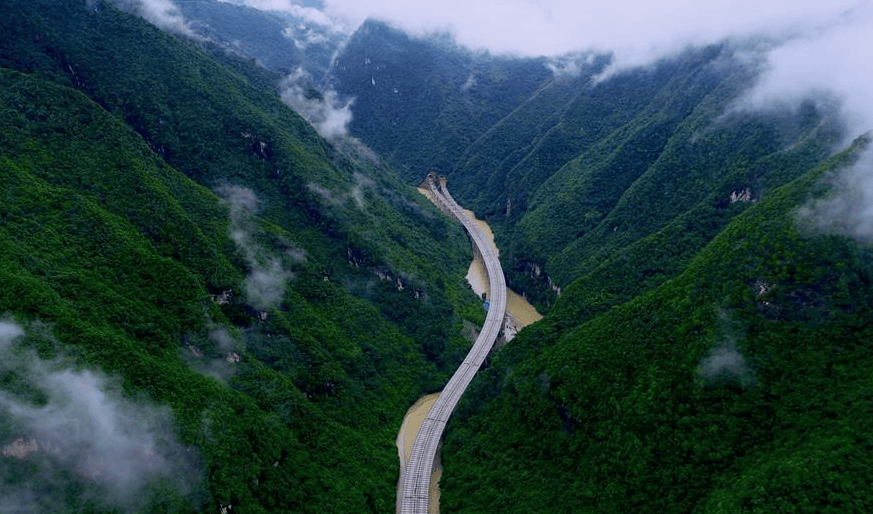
xmin=0 ymin=1 xmax=483 ymax=512
xmin=3 ymin=1 xmax=871 ymax=512
xmin=441 ymin=138 xmax=873 ymax=513
xmin=333 ymin=35 xmax=843 ymax=312
xmin=333 ymin=20 xmax=555 ymax=181
xmin=332 ymin=21 xmax=873 ymax=513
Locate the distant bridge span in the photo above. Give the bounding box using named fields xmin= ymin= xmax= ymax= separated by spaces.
xmin=399 ymin=173 xmax=508 ymax=514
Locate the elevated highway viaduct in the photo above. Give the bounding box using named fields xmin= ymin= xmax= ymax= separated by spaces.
xmin=399 ymin=173 xmax=508 ymax=514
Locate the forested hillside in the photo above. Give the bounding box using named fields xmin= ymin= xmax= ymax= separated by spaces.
xmin=330 ymin=29 xmax=843 ymax=312
xmin=327 ymin=15 xmax=873 ymax=513
xmin=0 ymin=1 xmax=483 ymax=512
xmin=3 ymin=1 xmax=871 ymax=513
xmin=441 ymin=136 xmax=873 ymax=513
xmin=331 ymin=20 xmax=555 ymax=179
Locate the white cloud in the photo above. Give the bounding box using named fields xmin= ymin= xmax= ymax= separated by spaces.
xmin=206 ymin=1 xmax=873 ymax=141
xmin=217 ymin=185 xmax=300 ymax=310
xmin=112 ymin=0 xmax=197 ymax=37
xmin=0 ymin=321 xmax=199 ymax=512
xmin=280 ymin=68 xmax=355 ymax=139
xmin=284 ymin=25 xmax=329 ymax=49
xmin=739 ymin=3 xmax=873 ymax=142
xmin=698 ymin=341 xmax=754 ymax=387
xmin=0 ymin=320 xmax=24 ymax=349
xmin=218 ymin=0 xmax=353 ymax=31
xmin=312 ymin=1 xmax=872 ymax=138
xmin=321 ymin=0 xmax=861 ymax=60
xmin=796 ymin=147 xmax=873 ymax=242
xmin=351 ymin=171 xmax=374 ymax=208
xmin=244 ymin=259 xmax=293 ymax=309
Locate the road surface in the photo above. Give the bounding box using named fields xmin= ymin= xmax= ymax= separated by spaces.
xmin=399 ymin=174 xmax=507 ymax=514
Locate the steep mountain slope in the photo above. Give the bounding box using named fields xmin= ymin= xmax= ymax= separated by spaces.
xmin=441 ymin=136 xmax=873 ymax=513
xmin=0 ymin=1 xmax=483 ymax=512
xmin=331 ymin=20 xmax=556 ymax=179
xmin=177 ymin=0 xmax=303 ymax=72
xmin=325 ymin=17 xmax=873 ymax=513
xmin=174 ymin=0 xmax=342 ymax=78
xmin=330 ymin=30 xmax=842 ymax=312
xmin=4 ymin=2 xmax=869 ymax=513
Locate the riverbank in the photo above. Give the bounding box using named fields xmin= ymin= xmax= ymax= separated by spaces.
xmin=460 ymin=206 xmax=543 ymax=336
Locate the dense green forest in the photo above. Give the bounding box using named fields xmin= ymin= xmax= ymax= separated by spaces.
xmin=441 ymin=136 xmax=873 ymax=513
xmin=2 ymin=0 xmax=872 ymax=512
xmin=0 ymin=1 xmax=483 ymax=512
xmin=327 ymin=16 xmax=873 ymax=514
xmin=330 ymin=27 xmax=845 ymax=312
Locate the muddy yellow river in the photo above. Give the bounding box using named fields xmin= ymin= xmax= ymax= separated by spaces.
xmin=460 ymin=206 xmax=543 ymax=338
xmin=397 ymin=190 xmax=543 ymax=513
xmin=395 ymin=392 xmax=441 ymax=513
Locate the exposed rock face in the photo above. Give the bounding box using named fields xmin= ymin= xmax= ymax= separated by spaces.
xmin=730 ymin=188 xmax=755 ymax=204
xmin=2 ymin=437 xmax=39 ymax=460
xmin=1 ymin=436 xmax=63 ymax=461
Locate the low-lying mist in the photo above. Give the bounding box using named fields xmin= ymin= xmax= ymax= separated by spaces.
xmin=0 ymin=319 xmax=203 ymax=513
xmin=218 ymin=184 xmax=305 ymax=311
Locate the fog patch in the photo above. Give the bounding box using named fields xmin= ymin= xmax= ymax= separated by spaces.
xmin=698 ymin=342 xmax=754 ymax=388
xmin=0 ymin=321 xmax=24 ymax=347
xmin=0 ymin=320 xmax=201 ymax=513
xmin=110 ymin=0 xmax=197 ymax=37
xmin=351 ymin=171 xmax=374 ymax=208
xmin=285 ymin=246 xmax=308 ymax=263
xmin=184 ymin=327 xmax=243 ymax=383
xmin=547 ymin=52 xmax=597 ymax=79
xmin=280 ymin=68 xmax=355 ymax=140
xmin=460 ymin=73 xmax=476 ymax=92
xmin=308 ymin=172 xmax=374 ymax=209
xmin=217 ymin=185 xmax=302 ymax=310
xmin=307 ymin=182 xmax=344 ymax=206
xmin=284 ymin=24 xmax=329 ymax=50
xmin=219 ymin=0 xmax=353 ymax=33
xmin=697 ymin=313 xmax=755 ymax=388
xmin=244 ymin=260 xmax=292 ymax=310
xmin=796 ymin=146 xmax=873 ymax=242
xmin=735 ymin=4 xmax=873 ymax=144
xmin=330 ymin=136 xmax=382 ymax=166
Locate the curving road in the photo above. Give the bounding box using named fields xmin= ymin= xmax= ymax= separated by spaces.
xmin=399 ymin=174 xmax=508 ymax=514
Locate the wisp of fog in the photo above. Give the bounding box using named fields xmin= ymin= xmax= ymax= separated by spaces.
xmin=0 ymin=320 xmax=200 ymax=513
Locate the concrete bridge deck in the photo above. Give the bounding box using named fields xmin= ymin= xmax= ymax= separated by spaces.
xmin=399 ymin=174 xmax=508 ymax=514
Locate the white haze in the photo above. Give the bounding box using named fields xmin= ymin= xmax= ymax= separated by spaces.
xmin=697 ymin=313 xmax=755 ymax=389
xmin=224 ymin=0 xmax=873 ymax=135
xmin=186 ymin=327 xmax=243 ymax=383
xmin=322 ymin=0 xmax=873 ymax=144
xmin=320 ymin=1 xmax=860 ymax=61
xmin=737 ymin=2 xmax=873 ymax=143
xmin=217 ymin=185 xmax=302 ymax=310
xmin=751 ymin=3 xmax=873 ymax=244
xmin=220 ymin=0 xmax=348 ymax=31
xmin=119 ymin=0 xmax=873 ymax=241
xmin=110 ymin=0 xmax=197 ymax=37
xmin=307 ymin=171 xmax=374 ymax=209
xmin=797 ymin=150 xmax=873 ymax=242
xmin=0 ymin=320 xmax=198 ymax=513
xmin=698 ymin=341 xmax=755 ymax=388
xmin=281 ymin=68 xmax=355 ymax=139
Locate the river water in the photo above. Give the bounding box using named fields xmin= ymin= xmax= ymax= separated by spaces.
xmin=396 ymin=190 xmax=543 ymax=513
